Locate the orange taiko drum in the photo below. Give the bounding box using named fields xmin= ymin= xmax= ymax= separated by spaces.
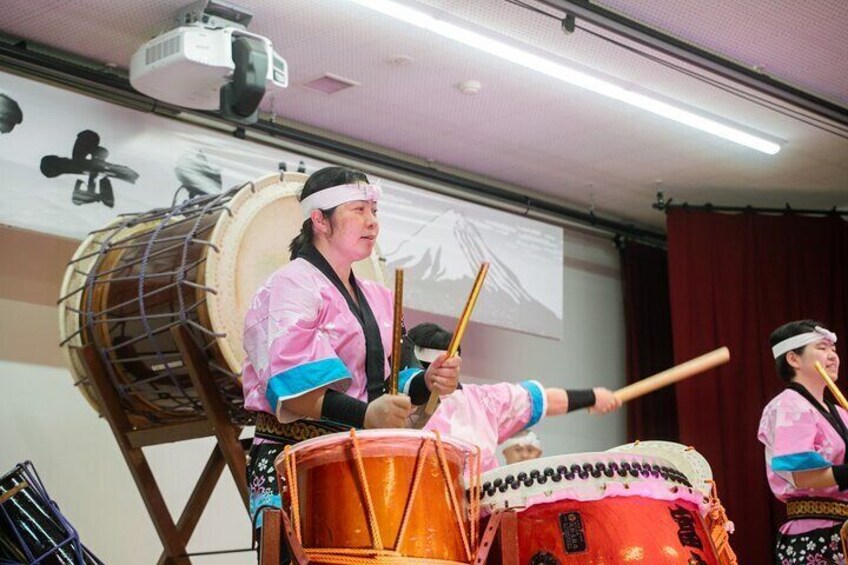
xmin=276 ymin=429 xmax=481 ymax=563
xmin=479 ymin=443 xmax=726 ymax=564
xmin=57 ymin=172 xmax=385 ymax=426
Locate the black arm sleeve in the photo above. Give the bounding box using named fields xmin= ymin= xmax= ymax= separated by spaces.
xmin=406 ymin=372 xmax=430 ymax=405
xmin=566 ymin=388 xmax=596 ymax=412
xmin=321 ymin=389 xmax=368 ymax=428
xmin=833 ymin=464 xmax=848 ymax=491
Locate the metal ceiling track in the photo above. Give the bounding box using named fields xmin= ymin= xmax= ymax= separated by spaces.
xmin=0 ymin=37 xmax=667 ymax=247
xmin=653 ymin=191 xmax=848 ymax=216
xmin=540 ymin=0 xmax=848 ymax=129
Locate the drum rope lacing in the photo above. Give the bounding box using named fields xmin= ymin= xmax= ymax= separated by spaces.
xmin=350 ymin=428 xmax=384 ymax=551
xmin=705 ymin=479 xmax=738 ymax=564
xmin=76 ymin=190 xmax=246 ymax=421
xmin=467 ymin=444 xmax=481 ymax=553
xmin=282 ymin=430 xmax=483 ymax=564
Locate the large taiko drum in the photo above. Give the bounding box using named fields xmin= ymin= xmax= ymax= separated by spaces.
xmin=478 ymin=446 xmax=720 ymax=564
xmin=58 ymin=172 xmax=385 ymax=425
xmin=275 ymin=430 xmax=481 ymax=563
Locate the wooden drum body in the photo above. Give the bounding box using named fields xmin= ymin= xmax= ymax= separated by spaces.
xmin=276 ymin=430 xmax=479 ymax=562
xmin=58 ymin=172 xmax=385 ymax=425
xmin=479 ymin=450 xmax=720 ymax=564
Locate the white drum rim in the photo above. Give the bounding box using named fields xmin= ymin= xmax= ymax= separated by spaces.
xmin=286 ymin=428 xmax=478 ymax=456
xmin=58 ymin=217 xmax=127 ymax=414
xmin=608 ymin=440 xmax=714 ymax=498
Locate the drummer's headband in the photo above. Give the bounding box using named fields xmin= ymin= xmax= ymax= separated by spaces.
xmin=500 ymin=431 xmax=541 ymax=452
xmin=414 ymin=346 xmax=445 ymax=365
xmin=299 ymin=182 xmax=382 ymax=218
xmin=772 ymin=326 xmax=837 ymax=359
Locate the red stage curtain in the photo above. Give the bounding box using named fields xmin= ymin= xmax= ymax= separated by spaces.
xmin=666 ymin=209 xmax=848 ymax=564
xmin=620 ymin=241 xmax=678 ymax=442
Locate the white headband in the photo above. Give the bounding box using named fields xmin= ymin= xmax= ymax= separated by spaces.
xmin=414 ymin=346 xmax=445 ymax=364
xmin=772 ymin=326 xmax=837 ymax=359
xmin=500 ymin=431 xmax=541 ymax=452
xmin=299 ymin=183 xmax=381 ymax=218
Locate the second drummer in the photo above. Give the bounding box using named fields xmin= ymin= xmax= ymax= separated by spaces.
xmin=409 ymin=322 xmax=620 ymax=471
xmin=758 ymin=320 xmax=846 ymax=563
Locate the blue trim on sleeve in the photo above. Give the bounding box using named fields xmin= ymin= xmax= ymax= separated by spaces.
xmin=265 ymin=357 xmax=350 ymax=410
xmin=399 ymin=368 xmax=423 ymax=395
xmin=772 ymin=451 xmax=831 ymax=472
xmin=520 ymin=380 xmax=545 ymax=429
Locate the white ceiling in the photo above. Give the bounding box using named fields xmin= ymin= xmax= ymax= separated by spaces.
xmin=2 ymin=0 xmax=847 ymax=231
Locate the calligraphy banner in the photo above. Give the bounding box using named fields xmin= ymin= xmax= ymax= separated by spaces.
xmin=0 ymin=70 xmax=562 ymax=337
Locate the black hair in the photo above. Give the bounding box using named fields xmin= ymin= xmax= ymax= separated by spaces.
xmin=288 ymin=166 xmax=369 ymax=260
xmin=769 ymin=319 xmax=828 ymax=382
xmin=408 ymin=323 xmax=460 ymax=355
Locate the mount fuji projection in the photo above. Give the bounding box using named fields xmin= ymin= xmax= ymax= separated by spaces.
xmin=385 ymin=209 xmax=561 ymax=338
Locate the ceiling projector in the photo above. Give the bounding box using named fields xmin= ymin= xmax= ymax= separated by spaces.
xmin=129 ymin=1 xmax=287 ymax=123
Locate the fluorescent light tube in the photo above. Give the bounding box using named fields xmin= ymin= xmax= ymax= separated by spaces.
xmin=347 ymin=0 xmax=781 ymax=155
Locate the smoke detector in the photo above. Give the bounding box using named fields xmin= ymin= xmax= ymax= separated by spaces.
xmin=456 ymin=80 xmax=482 ymax=95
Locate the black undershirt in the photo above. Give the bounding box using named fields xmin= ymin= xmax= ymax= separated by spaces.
xmin=298 ymin=244 xmax=387 ymax=402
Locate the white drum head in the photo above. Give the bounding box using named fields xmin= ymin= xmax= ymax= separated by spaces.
xmin=608 ymin=440 xmax=714 ymax=498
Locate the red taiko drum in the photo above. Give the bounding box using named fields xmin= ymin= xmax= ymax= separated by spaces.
xmin=479 ymin=449 xmax=720 ymax=564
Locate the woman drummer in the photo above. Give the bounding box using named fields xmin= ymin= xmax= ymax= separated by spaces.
xmin=758 ymin=320 xmax=846 ymax=563
xmin=241 ymin=167 xmax=460 ymax=547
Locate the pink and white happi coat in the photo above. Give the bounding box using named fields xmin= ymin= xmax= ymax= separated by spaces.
xmin=759 ymin=388 xmax=848 ymax=535
xmin=425 ymin=381 xmax=547 ymax=472
xmin=241 ymin=258 xmax=420 ymax=423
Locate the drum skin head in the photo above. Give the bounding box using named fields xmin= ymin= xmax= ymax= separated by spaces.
xmin=608 ymin=440 xmax=714 ymax=499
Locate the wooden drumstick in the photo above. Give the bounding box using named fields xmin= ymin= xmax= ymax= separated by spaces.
xmin=614 ymin=347 xmax=730 ymax=403
xmin=388 ymin=269 xmax=404 ymax=395
xmin=423 ymin=262 xmax=490 ymax=415
xmin=815 ymin=361 xmax=848 ymax=411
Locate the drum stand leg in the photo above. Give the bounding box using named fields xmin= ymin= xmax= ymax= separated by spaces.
xmin=171 ymin=325 xmax=249 ymax=511
xmin=492 ymin=510 xmax=518 ymax=565
xmin=258 ymin=509 xmax=282 ymax=565
xmin=473 ymin=509 xmax=504 ymax=564
xmin=80 ymin=344 xmax=192 ymax=565
xmin=841 ymin=520 xmax=848 ymax=562
xmin=78 ymin=328 xmax=251 ymax=565
xmin=258 ymin=508 xmax=311 ymax=565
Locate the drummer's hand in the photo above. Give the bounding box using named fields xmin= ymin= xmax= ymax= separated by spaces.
xmin=364 ymin=394 xmax=412 ymax=429
xmin=589 ymin=387 xmax=621 ymax=414
xmin=424 ymin=353 xmax=461 ymax=396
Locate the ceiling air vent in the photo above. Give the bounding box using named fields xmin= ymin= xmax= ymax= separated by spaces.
xmin=144 ymin=34 xmax=182 ymax=65
xmin=303 ymin=73 xmax=360 ymax=94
